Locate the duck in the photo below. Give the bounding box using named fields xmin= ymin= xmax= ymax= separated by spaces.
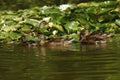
xmin=39 ymin=34 xmax=74 ymax=47
xmin=38 ymin=21 xmax=74 ymax=47
xmin=80 ymin=29 xmax=112 ymax=44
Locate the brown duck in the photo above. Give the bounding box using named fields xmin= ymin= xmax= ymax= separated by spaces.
xmin=80 ymin=29 xmax=112 ymax=44
xmin=39 ymin=21 xmax=74 ymax=47
xmin=39 ymin=34 xmax=74 ymax=47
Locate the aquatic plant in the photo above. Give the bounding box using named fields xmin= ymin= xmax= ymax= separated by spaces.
xmin=0 ymin=1 xmax=120 ymax=44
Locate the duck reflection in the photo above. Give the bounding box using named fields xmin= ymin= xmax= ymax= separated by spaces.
xmin=35 ymin=47 xmax=118 ymax=80
xmin=80 ymin=43 xmax=107 ymax=52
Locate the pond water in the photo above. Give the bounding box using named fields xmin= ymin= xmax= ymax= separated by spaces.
xmin=0 ymin=41 xmax=120 ymax=80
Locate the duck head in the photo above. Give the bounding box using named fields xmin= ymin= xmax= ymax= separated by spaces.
xmin=80 ymin=29 xmax=89 ymax=41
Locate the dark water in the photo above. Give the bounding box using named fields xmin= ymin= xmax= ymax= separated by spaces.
xmin=0 ymin=42 xmax=120 ymax=80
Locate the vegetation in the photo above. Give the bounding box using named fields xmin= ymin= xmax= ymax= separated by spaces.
xmin=0 ymin=0 xmax=114 ymax=10
xmin=0 ymin=0 xmax=120 ymax=44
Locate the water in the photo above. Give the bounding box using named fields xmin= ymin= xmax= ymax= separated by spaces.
xmin=0 ymin=42 xmax=120 ymax=80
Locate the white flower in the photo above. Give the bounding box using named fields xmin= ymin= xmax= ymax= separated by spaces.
xmin=52 ymin=30 xmax=58 ymax=35
xmin=48 ymin=22 xmax=53 ymax=28
xmin=1 ymin=20 xmax=5 ymax=24
xmin=59 ymin=4 xmax=73 ymax=11
xmin=43 ymin=17 xmax=51 ymax=22
xmin=80 ymin=27 xmax=85 ymax=30
xmin=41 ymin=6 xmax=49 ymax=10
xmin=41 ymin=6 xmax=51 ymax=14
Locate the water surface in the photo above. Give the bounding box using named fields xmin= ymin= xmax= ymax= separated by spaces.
xmin=0 ymin=42 xmax=120 ymax=80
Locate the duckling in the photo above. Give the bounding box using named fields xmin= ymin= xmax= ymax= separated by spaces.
xmin=39 ymin=34 xmax=74 ymax=47
xmin=80 ymin=29 xmax=112 ymax=44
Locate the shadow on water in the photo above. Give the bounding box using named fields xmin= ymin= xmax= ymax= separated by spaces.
xmin=0 ymin=41 xmax=120 ymax=80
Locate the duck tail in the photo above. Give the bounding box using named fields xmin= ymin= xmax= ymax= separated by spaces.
xmin=107 ymin=33 xmax=112 ymax=38
xmin=67 ymin=39 xmax=75 ymax=44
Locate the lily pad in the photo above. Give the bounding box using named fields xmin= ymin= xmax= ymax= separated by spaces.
xmin=115 ymin=19 xmax=120 ymax=26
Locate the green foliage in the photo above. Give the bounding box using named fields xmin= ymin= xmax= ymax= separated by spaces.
xmin=0 ymin=1 xmax=120 ymax=43
xmin=64 ymin=21 xmax=79 ymax=34
xmin=0 ymin=0 xmax=108 ymax=10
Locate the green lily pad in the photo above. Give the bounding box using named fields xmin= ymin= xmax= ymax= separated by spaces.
xmin=25 ymin=35 xmax=35 ymax=41
xmin=115 ymin=19 xmax=120 ymax=26
xmin=20 ymin=25 xmax=32 ymax=32
xmin=24 ymin=18 xmax=40 ymax=27
xmin=99 ymin=1 xmax=118 ymax=8
xmin=9 ymin=32 xmax=21 ymax=40
xmin=64 ymin=21 xmax=79 ymax=34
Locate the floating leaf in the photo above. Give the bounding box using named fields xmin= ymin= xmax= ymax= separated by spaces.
xmin=1 ymin=25 xmax=17 ymax=32
xmin=86 ymin=7 xmax=98 ymax=14
xmin=64 ymin=21 xmax=79 ymax=34
xmin=69 ymin=33 xmax=79 ymax=41
xmin=9 ymin=32 xmax=21 ymax=40
xmin=41 ymin=6 xmax=60 ymax=15
xmin=0 ymin=2 xmax=120 ymax=43
xmin=25 ymin=35 xmax=35 ymax=41
xmin=53 ymin=24 xmax=65 ymax=32
xmin=24 ymin=18 xmax=40 ymax=27
xmin=0 ymin=31 xmax=21 ymax=40
xmin=99 ymin=1 xmax=118 ymax=8
xmin=20 ymin=25 xmax=32 ymax=32
xmin=115 ymin=19 xmax=120 ymax=26
xmin=97 ymin=8 xmax=113 ymax=15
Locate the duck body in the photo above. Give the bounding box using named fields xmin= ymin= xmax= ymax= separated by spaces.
xmin=39 ymin=34 xmax=74 ymax=47
xmin=80 ymin=29 xmax=112 ymax=44
xmin=80 ymin=38 xmax=107 ymax=45
xmin=38 ymin=21 xmax=74 ymax=47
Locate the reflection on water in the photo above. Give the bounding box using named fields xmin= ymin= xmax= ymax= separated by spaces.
xmin=0 ymin=42 xmax=119 ymax=80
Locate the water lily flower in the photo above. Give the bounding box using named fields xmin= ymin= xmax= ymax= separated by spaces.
xmin=1 ymin=20 xmax=5 ymax=24
xmin=48 ymin=22 xmax=53 ymax=28
xmin=41 ymin=6 xmax=49 ymax=10
xmin=43 ymin=17 xmax=51 ymax=23
xmin=52 ymin=30 xmax=58 ymax=35
xmin=59 ymin=4 xmax=73 ymax=11
xmin=41 ymin=5 xmax=51 ymax=14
